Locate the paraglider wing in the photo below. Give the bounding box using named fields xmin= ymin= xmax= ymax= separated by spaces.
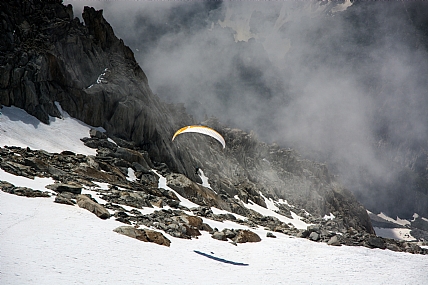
xmin=172 ymin=125 xmax=226 ymax=148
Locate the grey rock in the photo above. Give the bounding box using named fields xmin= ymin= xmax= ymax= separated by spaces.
xmin=309 ymin=232 xmax=320 ymax=241
xmin=223 ymin=229 xmax=236 ymax=239
xmin=90 ymin=128 xmax=107 ymax=139
xmin=54 ymin=194 xmax=76 ymax=205
xmin=212 ymin=231 xmax=227 ymax=241
xmin=367 ymin=236 xmax=386 ymax=249
xmin=327 ymin=235 xmax=341 ymax=246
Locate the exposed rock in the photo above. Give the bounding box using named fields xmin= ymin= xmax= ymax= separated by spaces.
xmin=201 ymin=223 xmax=214 ymax=233
xmin=309 ymin=232 xmax=320 ymax=241
xmin=166 ymin=173 xmax=230 ymax=210
xmin=81 ymin=137 xmax=117 ymax=151
xmin=180 ymin=215 xmax=203 ymax=229
xmin=327 ymin=235 xmax=341 ymax=246
xmin=233 ymin=230 xmax=261 ymax=243
xmin=113 ymin=226 xmax=170 ymax=247
xmin=90 ymin=129 xmax=107 ymax=139
xmin=0 ymin=145 xmax=427 ymax=254
xmin=1 ymin=184 xmax=51 ymax=198
xmin=77 ymin=194 xmax=110 ymax=219
xmin=54 ymin=192 xmax=76 ymax=205
xmin=112 ymin=148 xmax=153 ymax=171
xmin=367 ymin=236 xmax=387 ymax=249
xmin=212 ymin=231 xmax=227 ymax=241
xmin=266 ymin=232 xmax=277 ymax=238
xmin=46 ymin=183 xmax=82 ymax=194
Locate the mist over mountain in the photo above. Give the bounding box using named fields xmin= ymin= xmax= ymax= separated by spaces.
xmin=66 ymin=0 xmax=428 ymax=219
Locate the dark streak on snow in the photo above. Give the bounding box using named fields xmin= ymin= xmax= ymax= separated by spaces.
xmin=193 ymin=250 xmax=249 ymax=266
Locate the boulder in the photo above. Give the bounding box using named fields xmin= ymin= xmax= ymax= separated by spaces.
xmin=77 ymin=194 xmax=110 ymax=219
xmin=54 ymin=192 xmax=76 ymax=205
xmin=90 ymin=128 xmax=107 ymax=139
xmin=367 ymin=236 xmax=386 ymax=249
xmin=201 ymin=223 xmax=214 ymax=233
xmin=233 ymin=230 xmax=261 ymax=243
xmin=181 ymin=215 xmax=203 ymax=229
xmin=23 ymin=157 xmax=49 ymax=171
xmin=309 ymin=232 xmax=320 ymax=241
xmin=327 ymin=235 xmax=341 ymax=246
xmin=212 ymin=231 xmax=227 ymax=241
xmin=113 ymin=226 xmax=170 ymax=247
xmin=223 ymin=229 xmax=237 ymax=239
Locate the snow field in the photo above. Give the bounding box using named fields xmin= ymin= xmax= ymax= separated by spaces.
xmin=1 ymin=191 xmax=428 ymax=285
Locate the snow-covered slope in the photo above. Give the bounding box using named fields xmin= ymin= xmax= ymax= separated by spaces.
xmin=2 ymin=189 xmax=428 ymax=285
xmin=1 ymin=106 xmax=428 ymax=284
xmin=0 ymin=105 xmax=101 ymax=155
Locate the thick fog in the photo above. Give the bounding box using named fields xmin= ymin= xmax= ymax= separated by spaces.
xmin=65 ymin=0 xmax=428 ymax=218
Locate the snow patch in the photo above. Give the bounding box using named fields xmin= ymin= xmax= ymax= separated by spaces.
xmin=378 ymin=212 xmax=411 ymax=226
xmin=87 ymin=68 xmax=108 ymax=88
xmin=260 ymin=193 xmax=279 ymax=212
xmin=126 ymin=168 xmax=137 ymax=182
xmin=323 ymin=213 xmax=335 ymax=220
xmin=91 ymin=181 xmax=110 ymax=190
xmin=240 ymin=196 xmax=309 ymax=229
xmin=198 ymin=169 xmax=212 ymax=189
xmin=374 ymin=227 xmax=416 ymax=242
xmin=0 ymin=105 xmax=98 ymax=155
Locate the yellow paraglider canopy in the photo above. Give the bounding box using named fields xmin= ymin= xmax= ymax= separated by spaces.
xmin=172 ymin=125 xmax=226 ymax=148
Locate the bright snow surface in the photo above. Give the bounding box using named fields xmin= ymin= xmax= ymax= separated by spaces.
xmin=1 ymin=106 xmax=428 ymax=284
xmin=2 ymin=191 xmax=428 ymax=285
xmin=0 ymin=105 xmax=101 ymax=155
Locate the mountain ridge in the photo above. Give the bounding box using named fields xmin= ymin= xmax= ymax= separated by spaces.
xmin=5 ymin=0 xmax=427 ymax=250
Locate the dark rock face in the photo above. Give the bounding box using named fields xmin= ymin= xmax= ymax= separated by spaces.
xmin=0 ymin=0 xmax=374 ymax=237
xmin=0 ymin=0 xmax=192 ymax=176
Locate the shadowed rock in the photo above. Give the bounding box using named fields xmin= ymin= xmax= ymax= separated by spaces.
xmin=46 ymin=183 xmax=82 ymax=194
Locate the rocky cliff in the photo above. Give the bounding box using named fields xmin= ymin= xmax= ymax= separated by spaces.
xmin=0 ymin=0 xmax=374 ymax=235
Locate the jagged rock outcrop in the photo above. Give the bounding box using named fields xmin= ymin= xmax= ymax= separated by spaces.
xmin=0 ymin=0 xmax=374 ymax=236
